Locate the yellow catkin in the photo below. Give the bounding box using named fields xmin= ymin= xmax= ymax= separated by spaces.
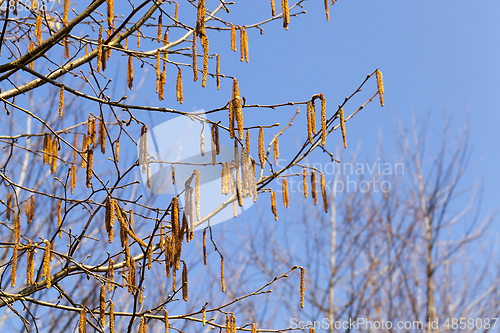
xmin=203 ymin=229 xmax=207 ymax=265
xmin=271 ymin=190 xmax=278 ymax=221
xmin=71 ymin=164 xmax=76 ymax=194
xmin=115 ymin=140 xmax=120 ymax=162
xmin=300 ymin=267 xmax=305 ymax=308
xmin=202 ymin=36 xmax=209 ymax=87
xmin=234 ymin=139 xmax=243 ymax=207
xmin=43 ymin=240 xmax=51 ymax=288
xmin=176 ymin=67 xmax=183 ymax=104
xmin=243 ymin=28 xmax=249 ymax=63
xmin=106 ymin=0 xmax=114 ymax=30
xmin=50 ymin=241 xmax=54 ymax=262
xmin=109 ymin=300 xmax=115 ymax=333
xmin=182 ymin=261 xmax=188 ymax=301
xmin=11 ymin=244 xmax=17 ymax=287
xmin=172 ymin=196 xmax=179 ymax=239
xmin=174 ymin=2 xmax=179 ymax=22
xmin=303 ymin=168 xmax=308 ymax=198
xmin=282 ymin=177 xmax=289 ymax=208
xmin=202 ymin=306 xmax=206 ymax=325
xmin=270 ymin=0 xmax=276 ymax=16
xmin=91 ymin=116 xmax=97 ymax=148
xmin=324 ymin=0 xmax=329 ymax=21
xmin=164 ymin=309 xmax=169 ymax=332
xmin=320 ymin=93 xmax=326 ymax=146
xmin=58 ymin=85 xmax=64 ymax=117
xmin=99 ymin=283 xmax=105 ymax=327
xmin=157 ymin=13 xmax=162 ymax=43
xmin=14 ymin=214 xmax=20 ymax=243
xmin=228 ymin=100 xmax=234 ymax=139
xmin=137 ymin=26 xmax=141 ymax=48
xmin=73 ymin=133 xmax=78 ymax=165
xmin=30 ymin=195 xmax=35 ymax=223
xmin=376 ymin=69 xmax=384 ymax=107
xmin=310 ymin=100 xmax=316 ymax=134
xmin=230 ymin=24 xmax=236 ymax=52
xmin=307 ymin=102 xmax=313 ymax=143
xmin=321 ymin=172 xmax=328 ymax=213
xmin=128 ymin=54 xmax=133 ymax=90
xmin=231 ymin=314 xmax=236 ymax=333
xmin=128 ymin=255 xmax=136 ymax=294
xmin=216 ymin=54 xmax=220 ymax=90
xmin=196 ymin=0 xmax=205 ymax=37
xmin=239 ymin=27 xmax=244 ymax=62
xmin=156 ymin=49 xmax=161 ymax=93
xmin=26 ymin=197 xmax=30 ymax=224
xmin=28 ymin=40 xmax=34 ymax=67
xmin=107 ymin=258 xmax=114 ymax=292
xmin=63 ymin=0 xmax=69 ymax=26
xmin=79 ymin=307 xmax=87 ymax=333
xmin=259 ymin=126 xmax=266 ymax=168
xmin=27 ymin=246 xmax=34 ymax=285
xmin=81 ymin=134 xmax=87 ymax=168
xmin=140 ymin=125 xmax=148 ymax=173
xmin=211 ymin=125 xmax=217 ymax=165
xmin=97 ymin=27 xmax=103 ymax=72
xmin=192 ymin=31 xmax=198 ymax=82
xmin=105 ymin=197 xmax=115 ymax=244
xmin=86 ymin=149 xmax=93 ymax=188
xmin=311 ymin=172 xmax=317 ymax=205
xmin=51 ymin=137 xmax=58 ymax=173
xmin=273 ymin=137 xmax=279 ymax=166
xmin=6 ymin=192 xmax=11 ymax=221
xmin=282 ymin=0 xmax=289 ymax=30
xmin=221 ymin=256 xmax=225 ymax=292
xmin=340 ymin=108 xmax=347 ymax=148
xmin=171 ymin=165 xmax=176 ymax=184
xmin=57 ymin=199 xmax=62 ymax=237
xmin=147 ymin=163 xmax=152 ymax=188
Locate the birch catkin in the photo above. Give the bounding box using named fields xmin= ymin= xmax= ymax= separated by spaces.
xmin=192 ymin=31 xmax=198 ymax=81
xmin=128 ymin=54 xmax=133 ymax=90
xmin=57 ymin=199 xmax=62 ymax=237
xmin=324 ymin=0 xmax=329 ymax=21
xmin=58 ymin=86 xmax=64 ymax=117
xmin=165 ymin=309 xmax=169 ymax=332
xmin=158 ymin=13 xmax=162 ymax=43
xmin=97 ymin=27 xmax=103 ymax=72
xmin=203 ymin=229 xmax=207 ymax=265
xmin=273 ymin=137 xmax=279 ymax=166
xmin=321 ymin=172 xmax=328 ymax=213
xmin=156 ymin=49 xmax=161 ymax=93
xmin=340 ymin=108 xmax=347 ymax=148
xmin=86 ymin=149 xmax=93 ymax=188
xmin=231 ymin=24 xmax=236 ymax=52
xmin=239 ymin=27 xmax=244 ymax=62
xmin=27 ymin=246 xmax=34 ymax=285
xmin=106 ymin=0 xmax=114 ymax=30
xmin=43 ymin=240 xmax=51 ymax=288
xmin=271 ymin=0 xmax=276 ymax=16
xmin=221 ymin=256 xmax=225 ymax=292
xmin=79 ymin=307 xmax=87 ymax=333
xmin=176 ymin=67 xmax=183 ymax=104
xmin=63 ymin=0 xmax=69 ymax=26
xmin=303 ymin=168 xmax=308 ymax=198
xmin=320 ymin=94 xmax=326 ymax=146
xmin=107 ymin=258 xmax=114 ymax=292
xmin=195 ymin=170 xmax=201 ymax=221
xmin=202 ymin=36 xmax=209 ymax=87
xmin=307 ymin=102 xmax=313 ymax=143
xmin=216 ymin=54 xmax=220 ymax=90
xmin=282 ymin=178 xmax=289 ymax=208
xmin=6 ymin=192 xmax=11 ymax=221
xmin=105 ymin=197 xmax=115 ymax=244
xmin=282 ymin=0 xmax=289 ymax=30
xmin=99 ymin=283 xmax=106 ymax=327
xmin=271 ymin=190 xmax=277 ymax=221
xmin=11 ymin=244 xmax=17 ymax=287
xmin=376 ymin=69 xmax=384 ymax=107
xmin=110 ymin=300 xmax=115 ymax=333
xmin=311 ymin=171 xmax=317 ymax=205
xmin=243 ymin=28 xmax=249 ymax=63
xmin=182 ymin=261 xmax=188 ymax=301
xmin=300 ymin=267 xmax=305 ymax=308
xmin=229 ymin=100 xmax=234 ymax=139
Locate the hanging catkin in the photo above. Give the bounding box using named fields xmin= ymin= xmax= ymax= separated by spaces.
xmin=35 ymin=10 xmax=42 ymax=44
xmin=156 ymin=49 xmax=161 ymax=93
xmin=63 ymin=0 xmax=69 ymax=26
xmin=11 ymin=244 xmax=17 ymax=287
xmin=195 ymin=170 xmax=201 ymax=221
xmin=196 ymin=0 xmax=206 ymax=37
xmin=107 ymin=258 xmax=114 ymax=292
xmin=324 ymin=0 xmax=329 ymax=21
xmin=230 ymin=24 xmax=236 ymax=52
xmin=58 ymin=86 xmax=64 ymax=117
xmin=99 ymin=283 xmax=106 ymax=327
xmin=79 ymin=307 xmax=87 ymax=333
xmin=221 ymin=256 xmax=225 ymax=292
xmin=106 ymin=0 xmax=114 ymax=30
xmin=158 ymin=13 xmax=163 ymax=43
xmin=97 ymin=27 xmax=103 ymax=72
xmin=182 ymin=261 xmax=188 ymax=301
xmin=211 ymin=125 xmax=217 ymax=165
xmin=6 ymin=192 xmax=11 ymax=221
xmin=99 ymin=117 xmax=106 ymax=154
xmin=311 ymin=172 xmax=317 ymax=205
xmin=174 ymin=2 xmax=179 ymax=22
xmin=300 ymin=267 xmax=305 ymax=308
xmin=202 ymin=36 xmax=209 ymax=87
xmin=216 ymin=54 xmax=220 ymax=90
xmin=109 ymin=300 xmax=115 ymax=333
xmin=273 ymin=137 xmax=279 ymax=166
xmin=228 ymin=100 xmax=234 ymax=139
xmin=303 ymin=168 xmax=308 ymax=198
xmin=43 ymin=240 xmax=51 ymax=288
xmin=271 ymin=190 xmax=277 ymax=221
xmin=86 ymin=149 xmax=93 ymax=188
xmin=258 ymin=126 xmax=265 ymax=168
xmin=321 ymin=172 xmax=328 ymax=213
xmin=282 ymin=177 xmax=289 ymax=208
xmin=282 ymin=0 xmax=289 ymax=30
xmin=376 ymin=69 xmax=384 ymax=107
xmin=203 ymin=229 xmax=207 ymax=265
xmin=320 ymin=94 xmax=326 ymax=146
xmin=128 ymin=53 xmax=133 ymax=90
xmin=243 ymin=28 xmax=249 ymax=63
xmin=176 ymin=67 xmax=183 ymax=104
xmin=270 ymin=0 xmax=276 ymax=16
xmin=26 ymin=246 xmax=34 ymax=285
xmin=239 ymin=27 xmax=244 ymax=62
xmin=340 ymin=108 xmax=347 ymax=148
xmin=140 ymin=125 xmax=148 ymax=173
xmin=57 ymin=199 xmax=62 ymax=237
xmin=192 ymin=31 xmax=198 ymax=81
xmin=105 ymin=197 xmax=115 ymax=243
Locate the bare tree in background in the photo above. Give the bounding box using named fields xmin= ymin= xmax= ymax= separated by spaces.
xmin=228 ymin=116 xmax=500 ymax=332
xmin=0 ymin=0 xmax=386 ymax=332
